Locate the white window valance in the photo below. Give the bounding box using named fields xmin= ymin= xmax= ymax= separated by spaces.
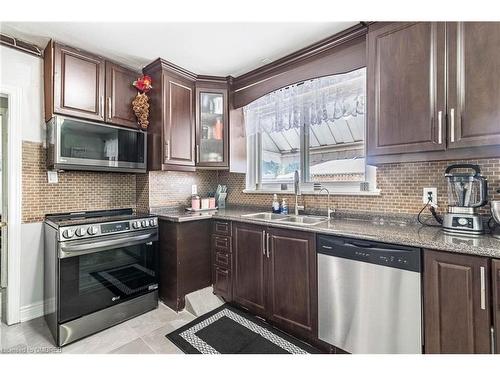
xmin=243 ymin=68 xmax=366 ymax=136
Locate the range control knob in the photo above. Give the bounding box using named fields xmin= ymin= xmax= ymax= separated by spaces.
xmin=142 ymin=220 xmax=149 ymax=227
xmin=149 ymin=219 xmax=156 ymax=227
xmin=75 ymin=227 xmax=86 ymax=237
xmin=87 ymin=226 xmax=98 ymax=235
xmin=62 ymin=229 xmax=75 ymax=239
xmin=133 ymin=221 xmax=141 ymax=229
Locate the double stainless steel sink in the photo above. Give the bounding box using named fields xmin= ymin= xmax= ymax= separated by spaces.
xmin=241 ymin=212 xmax=329 ymax=226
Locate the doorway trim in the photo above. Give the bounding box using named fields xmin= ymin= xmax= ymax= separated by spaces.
xmin=0 ymin=84 xmax=23 ymax=325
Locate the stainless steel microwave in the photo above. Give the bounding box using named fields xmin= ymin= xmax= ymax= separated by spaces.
xmin=46 ymin=116 xmax=147 ymax=173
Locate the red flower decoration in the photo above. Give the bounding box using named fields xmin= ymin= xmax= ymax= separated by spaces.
xmin=133 ymin=75 xmax=153 ymax=93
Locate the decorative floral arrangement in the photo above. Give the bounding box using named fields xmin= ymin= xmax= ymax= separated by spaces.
xmin=132 ymin=75 xmax=153 ymax=130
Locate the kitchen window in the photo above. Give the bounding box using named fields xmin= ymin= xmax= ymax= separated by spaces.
xmin=244 ymin=68 xmax=378 ymax=194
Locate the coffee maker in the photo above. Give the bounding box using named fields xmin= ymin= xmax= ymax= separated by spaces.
xmin=442 ymin=164 xmax=488 ymax=235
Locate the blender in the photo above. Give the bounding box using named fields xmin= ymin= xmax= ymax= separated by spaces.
xmin=442 ymin=164 xmax=488 ymax=235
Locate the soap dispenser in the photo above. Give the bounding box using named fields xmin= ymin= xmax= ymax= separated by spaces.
xmin=281 ymin=198 xmax=288 ymax=215
xmin=272 ymin=194 xmax=280 ymax=213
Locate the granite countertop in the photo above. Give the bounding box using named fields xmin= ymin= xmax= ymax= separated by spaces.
xmin=150 ymin=206 xmax=500 ymax=259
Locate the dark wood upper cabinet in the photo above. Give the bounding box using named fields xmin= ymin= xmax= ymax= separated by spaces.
xmin=195 ymin=78 xmax=229 ymax=169
xmin=493 ymin=259 xmax=500 ymax=354
xmin=232 ymin=222 xmax=267 ymax=317
xmin=105 ymin=62 xmax=139 ymax=128
xmin=447 ymin=22 xmax=500 ymax=149
xmin=424 ymin=250 xmax=491 ymax=354
xmin=367 ymin=22 xmax=446 ymax=156
xmin=267 ymin=228 xmax=317 ymax=340
xmin=143 ymin=59 xmax=196 ymax=171
xmin=45 ymin=40 xmax=142 ymax=131
xmin=367 ymin=22 xmax=500 ymax=162
xmin=46 ymin=41 xmax=106 ymax=122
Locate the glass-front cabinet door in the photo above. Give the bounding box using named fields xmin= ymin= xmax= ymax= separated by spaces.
xmin=195 ymin=86 xmax=229 ymax=168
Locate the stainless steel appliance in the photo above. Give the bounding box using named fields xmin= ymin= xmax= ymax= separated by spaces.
xmin=442 ymin=164 xmax=488 ymax=235
xmin=317 ymin=235 xmax=422 ymax=354
xmin=44 ymin=208 xmax=159 ymax=346
xmin=46 ymin=116 xmax=146 ymax=173
xmin=491 ymin=200 xmax=500 ymax=239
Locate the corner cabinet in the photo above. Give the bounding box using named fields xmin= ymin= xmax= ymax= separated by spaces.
xmin=423 ymin=250 xmax=492 ymax=353
xmin=143 ymin=59 xmax=196 ymax=171
xmin=367 ymin=22 xmax=500 ymax=162
xmin=195 ymin=79 xmax=229 ymax=169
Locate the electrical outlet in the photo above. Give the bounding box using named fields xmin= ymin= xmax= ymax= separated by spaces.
xmin=423 ymin=187 xmax=437 ymax=206
xmin=191 ymin=184 xmax=198 ymax=195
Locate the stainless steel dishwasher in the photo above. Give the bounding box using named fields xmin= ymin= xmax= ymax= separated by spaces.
xmin=317 ymin=235 xmax=422 ymax=354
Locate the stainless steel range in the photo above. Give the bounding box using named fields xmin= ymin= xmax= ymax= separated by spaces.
xmin=44 ymin=208 xmax=159 ymax=347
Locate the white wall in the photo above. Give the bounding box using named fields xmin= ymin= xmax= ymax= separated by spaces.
xmin=0 ymin=45 xmax=45 ymax=143
xmin=1 ymin=45 xmax=45 ymax=321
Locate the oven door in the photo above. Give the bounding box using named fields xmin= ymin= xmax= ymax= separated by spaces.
xmin=58 ymin=230 xmax=158 ymax=323
xmin=47 ymin=115 xmax=146 ymax=173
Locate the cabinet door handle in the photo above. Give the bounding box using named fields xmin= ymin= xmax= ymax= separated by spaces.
xmin=480 ymin=266 xmax=486 ymax=310
xmin=450 ymin=108 xmax=455 ymax=143
xmin=491 ymin=327 xmax=496 ymax=354
xmin=107 ymin=97 xmax=112 ymax=120
xmin=99 ymin=96 xmax=104 ymax=118
xmin=262 ymin=230 xmax=266 ymax=256
xmin=196 ymin=144 xmax=200 ymax=163
xmin=166 ymin=141 xmax=170 ymax=160
xmin=437 ymin=111 xmax=443 ymax=144
xmin=266 ymin=233 xmax=270 ymax=258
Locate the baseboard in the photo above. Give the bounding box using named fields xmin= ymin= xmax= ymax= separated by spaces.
xmin=20 ymin=300 xmax=44 ymax=322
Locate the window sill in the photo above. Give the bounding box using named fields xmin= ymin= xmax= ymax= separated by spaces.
xmin=242 ymin=189 xmax=381 ymax=197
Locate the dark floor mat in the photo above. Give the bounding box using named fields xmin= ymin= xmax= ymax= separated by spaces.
xmin=166 ymin=304 xmax=321 ymax=354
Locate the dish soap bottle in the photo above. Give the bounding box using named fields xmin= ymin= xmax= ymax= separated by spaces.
xmin=281 ymin=198 xmax=288 ymax=215
xmin=272 ymin=194 xmax=281 ymax=213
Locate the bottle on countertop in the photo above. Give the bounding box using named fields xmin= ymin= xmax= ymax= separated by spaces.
xmin=281 ymin=198 xmax=288 ymax=215
xmin=272 ymin=194 xmax=280 ymax=213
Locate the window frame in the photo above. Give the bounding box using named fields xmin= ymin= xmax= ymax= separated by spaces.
xmin=244 ymin=71 xmax=378 ymax=195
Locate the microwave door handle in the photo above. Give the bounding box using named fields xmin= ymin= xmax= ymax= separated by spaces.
xmin=59 ymin=231 xmax=157 ymax=259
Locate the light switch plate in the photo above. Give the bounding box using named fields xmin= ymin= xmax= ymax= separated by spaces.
xmin=47 ymin=171 xmax=58 ymax=184
xmin=191 ymin=184 xmax=197 ymax=195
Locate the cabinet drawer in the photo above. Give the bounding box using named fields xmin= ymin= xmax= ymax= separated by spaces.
xmin=213 ymin=266 xmax=232 ymax=300
xmin=212 ymin=234 xmax=231 ymax=252
xmin=214 ymin=250 xmax=232 ymax=268
xmin=213 ymin=220 xmax=232 ymax=236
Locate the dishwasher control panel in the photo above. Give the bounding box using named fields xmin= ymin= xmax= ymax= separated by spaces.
xmin=318 ymin=235 xmax=421 ymax=272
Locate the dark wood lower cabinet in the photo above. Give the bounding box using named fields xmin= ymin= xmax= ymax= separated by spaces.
xmin=232 ymin=223 xmax=267 ymax=317
xmin=424 ymin=249 xmax=491 ymax=353
xmin=267 ymin=228 xmax=317 ymax=340
xmin=158 ymin=219 xmax=211 ymax=311
xmin=493 ymin=259 xmax=500 ymax=353
xmin=228 ymin=222 xmax=317 ymax=342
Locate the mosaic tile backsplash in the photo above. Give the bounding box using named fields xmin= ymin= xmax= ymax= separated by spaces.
xmin=22 ymin=139 xmax=500 ymax=223
xmin=217 ymin=158 xmax=500 ymax=216
xmin=22 ymin=141 xmax=137 ymax=223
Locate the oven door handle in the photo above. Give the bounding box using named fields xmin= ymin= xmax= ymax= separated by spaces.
xmin=58 ymin=230 xmax=158 ymax=259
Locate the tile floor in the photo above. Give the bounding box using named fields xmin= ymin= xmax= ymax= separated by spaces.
xmin=0 ymin=302 xmax=195 ymax=354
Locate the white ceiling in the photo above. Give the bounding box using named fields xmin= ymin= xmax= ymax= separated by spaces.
xmin=0 ymin=22 xmax=357 ymax=76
